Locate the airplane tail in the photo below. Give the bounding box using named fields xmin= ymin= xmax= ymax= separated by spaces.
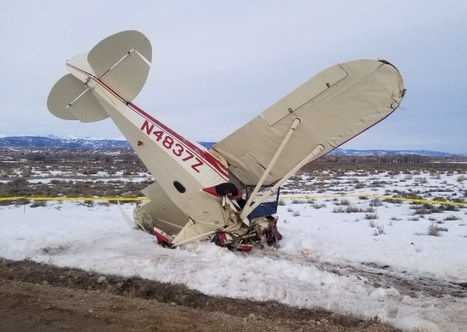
xmin=47 ymin=30 xmax=152 ymax=122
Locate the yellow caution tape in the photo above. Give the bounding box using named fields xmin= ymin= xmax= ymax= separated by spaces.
xmin=0 ymin=194 xmax=465 ymax=206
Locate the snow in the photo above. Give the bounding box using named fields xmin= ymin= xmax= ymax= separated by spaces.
xmin=1 ymin=198 xmax=466 ymax=331
xmin=0 ymin=168 xmax=466 ymax=331
xmin=278 ymin=197 xmax=467 ymax=280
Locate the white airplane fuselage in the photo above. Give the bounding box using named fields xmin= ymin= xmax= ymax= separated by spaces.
xmin=48 ymin=30 xmax=405 ymax=249
xmin=66 ymin=62 xmax=233 ymax=231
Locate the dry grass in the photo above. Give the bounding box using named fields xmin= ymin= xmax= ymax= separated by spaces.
xmin=333 ymin=205 xmax=365 ymax=213
xmin=444 ymin=215 xmax=460 ymax=221
xmin=30 ymin=200 xmax=47 ymax=208
xmin=428 ymin=223 xmax=448 ymax=236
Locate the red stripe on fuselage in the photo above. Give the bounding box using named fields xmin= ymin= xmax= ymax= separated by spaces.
xmin=128 ymin=102 xmax=229 ymax=178
xmin=66 ymin=63 xmax=229 ymax=180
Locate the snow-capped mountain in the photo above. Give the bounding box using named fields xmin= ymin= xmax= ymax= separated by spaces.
xmin=0 ymin=136 xmax=216 ymax=149
xmin=328 ymin=148 xmax=459 ymax=157
xmin=0 ymin=136 xmax=129 ymax=148
xmin=0 ymin=136 xmax=462 ymax=157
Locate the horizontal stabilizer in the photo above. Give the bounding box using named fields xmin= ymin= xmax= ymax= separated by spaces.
xmin=47 ymin=74 xmax=108 ymax=122
xmin=48 ymin=30 xmax=153 ymax=122
xmin=88 ymin=30 xmax=152 ymax=102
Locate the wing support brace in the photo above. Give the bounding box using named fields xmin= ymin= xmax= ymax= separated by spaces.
xmin=240 ymin=118 xmax=300 ymax=221
xmin=240 ymin=143 xmax=325 ymax=222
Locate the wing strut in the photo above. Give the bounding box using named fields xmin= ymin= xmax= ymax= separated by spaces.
xmin=239 ymin=118 xmax=300 ymax=221
xmin=240 ymin=144 xmax=325 ymax=221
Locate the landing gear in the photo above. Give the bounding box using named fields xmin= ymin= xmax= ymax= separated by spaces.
xmin=212 ymin=216 xmax=282 ymax=252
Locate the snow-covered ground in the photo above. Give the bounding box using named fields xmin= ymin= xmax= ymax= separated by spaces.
xmin=0 ymin=171 xmax=466 ymax=331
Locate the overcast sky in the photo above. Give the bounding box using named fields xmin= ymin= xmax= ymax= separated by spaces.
xmin=1 ymin=1 xmax=466 ymax=153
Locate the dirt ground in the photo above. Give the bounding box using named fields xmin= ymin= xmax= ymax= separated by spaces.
xmin=0 ymin=258 xmax=398 ymax=332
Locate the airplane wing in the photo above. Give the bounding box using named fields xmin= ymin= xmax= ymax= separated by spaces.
xmin=210 ymin=59 xmax=405 ymax=186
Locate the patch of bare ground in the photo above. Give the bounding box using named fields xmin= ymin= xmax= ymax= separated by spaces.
xmin=0 ymin=258 xmax=397 ymax=331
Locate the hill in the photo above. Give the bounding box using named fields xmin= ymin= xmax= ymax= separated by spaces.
xmin=0 ymin=136 xmax=460 ymax=157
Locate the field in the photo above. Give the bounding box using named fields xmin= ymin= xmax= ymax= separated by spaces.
xmin=0 ymin=147 xmax=466 ymax=331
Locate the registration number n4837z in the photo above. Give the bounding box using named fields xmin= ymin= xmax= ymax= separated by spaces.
xmin=140 ymin=120 xmax=203 ymax=173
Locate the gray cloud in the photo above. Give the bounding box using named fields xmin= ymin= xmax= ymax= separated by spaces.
xmin=1 ymin=1 xmax=466 ymax=153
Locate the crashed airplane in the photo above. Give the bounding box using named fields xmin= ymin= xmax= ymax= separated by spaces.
xmin=47 ymin=30 xmax=405 ymax=250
